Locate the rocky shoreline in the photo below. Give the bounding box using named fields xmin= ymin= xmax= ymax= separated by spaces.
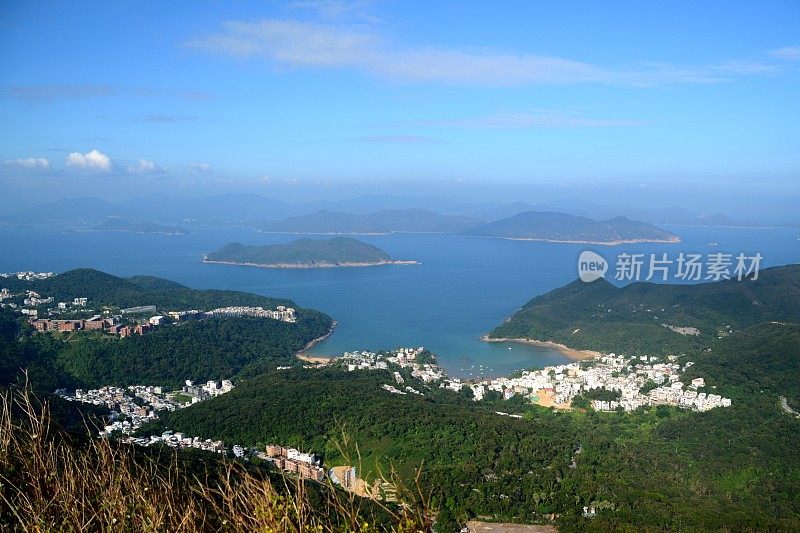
xmin=297 ymin=320 xmax=337 ymax=357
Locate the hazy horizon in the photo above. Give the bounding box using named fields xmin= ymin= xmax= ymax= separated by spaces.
xmin=2 ymin=1 xmax=799 ymax=220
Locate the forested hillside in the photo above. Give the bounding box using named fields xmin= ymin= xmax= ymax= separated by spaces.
xmin=489 ymin=264 xmax=800 ymax=356
xmin=0 ymin=270 xmax=333 ymax=390
xmin=204 ymin=237 xmax=395 ymax=266
xmin=163 ymin=350 xmax=800 ymax=531
xmin=2 ymin=268 xmax=303 ymax=311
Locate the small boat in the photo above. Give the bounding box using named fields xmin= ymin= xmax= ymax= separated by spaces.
xmin=508 ymin=347 xmax=512 ymax=350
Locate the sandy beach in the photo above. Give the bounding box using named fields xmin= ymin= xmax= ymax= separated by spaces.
xmin=295 ymin=320 xmax=337 ymax=362
xmin=296 ymin=353 xmax=334 ymax=364
xmin=480 ymin=335 xmax=601 ymax=360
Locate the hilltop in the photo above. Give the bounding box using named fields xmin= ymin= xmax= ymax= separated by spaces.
xmin=462 ymin=211 xmax=680 ymax=244
xmin=203 ymin=237 xmax=417 ymax=268
xmin=487 ymin=264 xmax=800 ymax=356
xmin=0 ymin=269 xmax=333 ymax=389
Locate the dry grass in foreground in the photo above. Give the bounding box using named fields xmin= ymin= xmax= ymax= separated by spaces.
xmin=0 ymin=387 xmax=433 ymax=532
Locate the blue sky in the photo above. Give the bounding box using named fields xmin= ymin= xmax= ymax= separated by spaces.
xmin=1 ymin=1 xmax=798 ymax=211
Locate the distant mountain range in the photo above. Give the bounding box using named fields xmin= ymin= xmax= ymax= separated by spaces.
xmin=469 ymin=200 xmax=770 ymax=227
xmin=5 ymin=194 xmax=294 ymax=226
xmin=203 ymin=237 xmax=417 ymax=268
xmin=2 ymin=193 xmax=789 ymax=229
xmin=461 ymin=211 xmax=680 ymax=244
xmin=93 ymin=217 xmax=187 ymax=235
xmin=259 ymin=209 xmax=483 ymax=234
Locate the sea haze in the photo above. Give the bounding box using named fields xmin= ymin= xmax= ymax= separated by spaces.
xmin=0 ymin=226 xmax=797 ymax=378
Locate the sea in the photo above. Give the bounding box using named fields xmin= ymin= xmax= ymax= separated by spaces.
xmin=0 ymin=225 xmax=797 ymax=378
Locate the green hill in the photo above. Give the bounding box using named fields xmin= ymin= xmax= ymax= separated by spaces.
xmin=260 ymin=208 xmax=483 ymax=234
xmin=488 ymin=264 xmax=800 ymax=356
xmin=684 ymin=322 xmax=800 ymax=407
xmin=204 ymin=237 xmax=414 ymax=267
xmin=164 ymin=344 xmax=800 ymax=530
xmin=0 ymin=270 xmax=333 ymax=389
xmin=462 ymin=211 xmax=679 ymax=244
xmin=2 ymin=268 xmax=301 ymax=311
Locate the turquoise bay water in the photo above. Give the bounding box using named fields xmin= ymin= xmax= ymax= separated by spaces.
xmin=0 ymin=226 xmax=797 ymax=377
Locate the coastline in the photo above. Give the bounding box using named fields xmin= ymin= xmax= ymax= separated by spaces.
xmin=296 ymin=320 xmax=338 ymax=361
xmin=462 ymin=235 xmax=681 ymax=246
xmin=202 ymin=258 xmax=419 ymax=269
xmin=79 ymin=229 xmax=188 ymax=236
xmin=480 ymin=335 xmax=601 ymax=360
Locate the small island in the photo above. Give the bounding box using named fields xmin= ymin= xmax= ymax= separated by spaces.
xmin=93 ymin=217 xmax=188 ymax=236
xmin=203 ymin=237 xmax=418 ymax=269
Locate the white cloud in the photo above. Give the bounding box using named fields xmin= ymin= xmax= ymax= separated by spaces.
xmin=190 ymin=162 xmax=214 ymax=172
xmin=4 ymin=157 xmax=51 ymax=170
xmin=127 ymin=159 xmax=165 ymax=174
xmin=66 ymin=149 xmax=112 ymax=171
xmin=769 ymin=45 xmax=800 ymax=60
xmin=185 ymin=19 xmax=782 ymax=87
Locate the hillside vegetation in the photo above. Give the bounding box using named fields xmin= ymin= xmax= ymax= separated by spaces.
xmin=489 ymin=264 xmax=800 ymax=356
xmin=164 ymin=337 xmax=800 ymax=531
xmin=0 ymin=388 xmax=425 ymax=532
xmin=204 ymin=237 xmax=400 ymax=266
xmin=0 ymin=270 xmax=333 ymax=390
xmin=3 ymin=268 xmax=306 ymax=311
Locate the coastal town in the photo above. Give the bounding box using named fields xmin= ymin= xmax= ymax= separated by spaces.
xmin=323 ymin=346 xmax=731 ymax=413
xmin=4 ymin=270 xmax=731 ymax=506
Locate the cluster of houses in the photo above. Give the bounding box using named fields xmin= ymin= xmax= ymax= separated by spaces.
xmin=181 ymin=379 xmax=234 ymax=401
xmin=0 ymin=271 xmax=54 ymax=281
xmin=260 ymin=445 xmax=326 ymax=481
xmin=167 ymin=305 xmax=297 ymax=323
xmin=456 ymin=353 xmax=732 ymax=412
xmin=30 ymin=315 xmax=156 ymax=337
xmin=339 ymin=347 xmax=446 ymax=387
xmin=205 ymin=305 xmax=296 ymax=322
xmin=122 ymin=431 xmax=227 ymax=454
xmin=55 ymin=379 xmax=236 ymax=436
xmin=329 ymin=346 xmax=731 ymax=414
xmin=26 ymin=303 xmax=296 ymax=338
xmin=4 ymin=272 xmax=298 ymax=336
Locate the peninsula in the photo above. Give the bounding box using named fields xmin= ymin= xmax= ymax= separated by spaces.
xmin=485 ymin=264 xmax=800 ymax=356
xmin=461 ymin=211 xmax=679 ymax=244
xmin=203 ymin=237 xmax=418 ymax=269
